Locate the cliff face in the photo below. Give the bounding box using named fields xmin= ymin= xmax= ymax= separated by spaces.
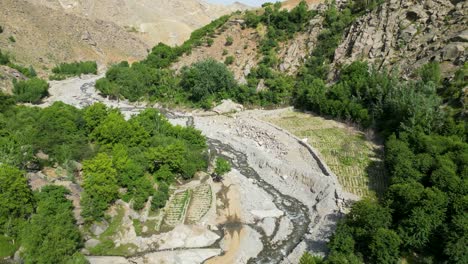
xmin=331 ymin=0 xmax=467 ymax=77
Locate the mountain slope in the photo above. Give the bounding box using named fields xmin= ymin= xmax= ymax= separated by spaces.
xmin=28 ymin=0 xmax=249 ymax=46
xmin=172 ymin=0 xmax=466 ymax=82
xmin=0 ymin=0 xmax=149 ymax=69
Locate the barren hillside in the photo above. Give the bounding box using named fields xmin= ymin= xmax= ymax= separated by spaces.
xmin=0 ymin=0 xmax=149 ymax=70
xmin=28 ymin=0 xmax=249 ymax=46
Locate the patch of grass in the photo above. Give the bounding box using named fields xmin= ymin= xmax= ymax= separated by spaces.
xmin=0 ymin=235 xmax=16 ymax=258
xmin=99 ymin=206 xmax=125 ymax=239
xmin=133 ymin=219 xmax=142 ymax=236
xmin=264 ymin=109 xmax=387 ymax=198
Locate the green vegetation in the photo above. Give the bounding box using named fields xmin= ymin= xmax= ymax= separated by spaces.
xmin=0 ymin=165 xmax=34 ymax=245
xmin=95 ymin=62 xmax=180 ymax=102
xmin=13 ymin=78 xmax=49 ymax=103
xmin=225 ymin=35 xmax=234 ymax=46
xmin=145 ymin=15 xmax=230 ymax=68
xmin=224 ymin=55 xmax=234 ymax=65
xmin=95 ymin=2 xmax=314 ymax=108
xmin=51 ymin=61 xmax=98 ymax=80
xmin=264 ymin=110 xmax=386 ymax=198
xmin=180 ymin=59 xmax=237 ymax=104
xmin=21 ymin=186 xmax=83 ymax=264
xmin=0 ymin=25 xmax=3 ymax=34
xmin=299 ymin=252 xmax=324 ymax=264
xmin=215 ymin=157 xmax=231 ymax=176
xmin=8 ymin=36 xmax=15 ymax=43
xmin=0 ymin=49 xmax=9 ymax=65
xmin=296 ymin=59 xmax=467 ymax=263
xmin=0 ymin=100 xmax=207 ymax=257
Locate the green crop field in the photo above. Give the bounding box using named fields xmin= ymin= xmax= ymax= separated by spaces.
xmin=264 ymin=109 xmax=387 ymax=198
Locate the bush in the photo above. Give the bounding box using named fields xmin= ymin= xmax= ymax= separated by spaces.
xmin=8 ymin=36 xmax=15 ymax=43
xmin=206 ymin=38 xmax=214 ymax=47
xmin=215 ymin=157 xmax=231 ymax=176
xmin=0 ymin=26 xmax=3 ymax=34
xmin=0 ymin=49 xmax=9 ymax=65
xmin=52 ymin=61 xmax=97 ymax=76
xmin=225 ymin=36 xmax=234 ymax=46
xmin=224 ymin=56 xmax=235 ymax=65
xmin=13 ymin=78 xmax=49 ymax=103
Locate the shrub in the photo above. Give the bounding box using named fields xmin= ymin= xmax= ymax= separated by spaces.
xmin=224 ymin=56 xmax=234 ymax=65
xmin=0 ymin=49 xmax=10 ymax=65
xmin=0 ymin=26 xmax=3 ymax=34
xmin=222 ymin=49 xmax=228 ymax=56
xmin=215 ymin=157 xmax=231 ymax=176
xmin=52 ymin=61 xmax=97 ymax=76
xmin=225 ymin=36 xmax=234 ymax=46
xmin=13 ymin=78 xmax=49 ymax=104
xmin=8 ymin=36 xmax=15 ymax=43
xmin=206 ymin=38 xmax=214 ymax=47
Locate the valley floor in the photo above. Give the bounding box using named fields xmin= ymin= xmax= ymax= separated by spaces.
xmin=36 ymin=74 xmax=365 ymax=263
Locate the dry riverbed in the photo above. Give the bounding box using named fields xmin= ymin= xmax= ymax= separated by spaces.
xmin=36 ymin=75 xmax=358 ymax=263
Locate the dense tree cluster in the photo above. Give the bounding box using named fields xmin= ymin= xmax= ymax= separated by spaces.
xmin=21 ymin=186 xmax=85 ymax=264
xmin=296 ymin=59 xmax=467 ymax=263
xmin=0 ymin=99 xmax=208 ymax=259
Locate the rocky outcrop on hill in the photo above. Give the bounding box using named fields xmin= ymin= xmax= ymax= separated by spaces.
xmin=0 ymin=65 xmax=27 ymax=93
xmin=331 ymin=0 xmax=467 ymax=77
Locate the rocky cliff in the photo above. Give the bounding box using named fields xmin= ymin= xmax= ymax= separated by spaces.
xmin=173 ymin=0 xmax=467 ymax=82
xmin=331 ymin=0 xmax=467 ymax=78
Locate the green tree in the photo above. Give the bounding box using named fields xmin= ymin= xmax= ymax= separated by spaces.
xmin=81 ymin=153 xmax=119 ymax=220
xmin=0 ymin=165 xmax=34 ymax=237
xmin=21 ymin=186 xmax=82 ymax=264
xmin=83 ymin=102 xmax=110 ymax=134
xmin=180 ymin=59 xmax=237 ymax=102
xmin=368 ymin=228 xmax=401 ymax=264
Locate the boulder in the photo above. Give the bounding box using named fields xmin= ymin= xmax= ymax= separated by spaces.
xmin=90 ymin=221 xmax=109 ymax=236
xmin=85 ymin=239 xmax=100 ymax=249
xmin=213 ymin=99 xmax=244 ymax=114
xmin=443 ymin=44 xmax=465 ymax=60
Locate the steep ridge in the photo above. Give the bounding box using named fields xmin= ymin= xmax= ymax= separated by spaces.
xmin=0 ymin=0 xmax=149 ymax=69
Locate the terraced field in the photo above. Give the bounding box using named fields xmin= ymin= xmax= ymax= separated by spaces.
xmin=264 ymin=109 xmax=387 ymax=198
xmin=163 ymin=190 xmax=192 ymax=226
xmin=185 ymin=184 xmax=212 ymax=224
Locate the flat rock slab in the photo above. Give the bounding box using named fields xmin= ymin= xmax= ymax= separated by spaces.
xmin=131 ymin=248 xmax=222 ymax=264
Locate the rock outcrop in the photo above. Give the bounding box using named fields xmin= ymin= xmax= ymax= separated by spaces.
xmin=331 ymin=0 xmax=467 ymax=77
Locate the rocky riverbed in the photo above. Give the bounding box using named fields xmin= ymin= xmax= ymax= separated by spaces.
xmin=36 ymin=74 xmax=357 ymax=263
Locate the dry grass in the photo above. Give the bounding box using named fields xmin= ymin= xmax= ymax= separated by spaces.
xmin=264 ymin=109 xmax=387 ymax=198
